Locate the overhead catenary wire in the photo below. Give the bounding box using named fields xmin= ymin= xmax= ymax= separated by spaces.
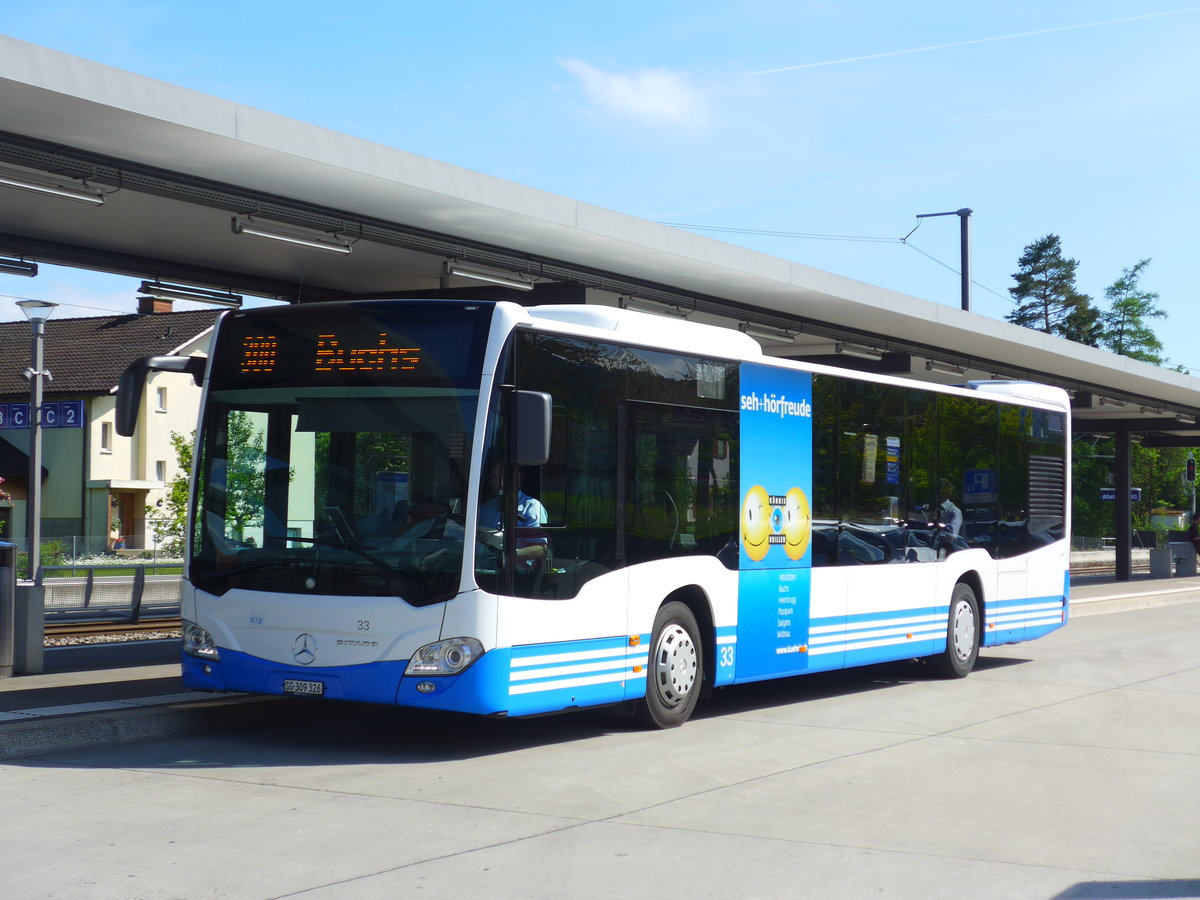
xmin=661 ymin=220 xmax=1009 ymax=301
xmin=0 ymin=291 xmax=143 ymax=316
xmin=658 ymin=221 xmax=901 ymax=243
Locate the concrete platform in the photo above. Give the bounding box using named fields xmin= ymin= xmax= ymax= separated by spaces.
xmin=2 ymin=573 xmax=1199 ymax=762
xmin=0 ymin=640 xmax=350 ymax=760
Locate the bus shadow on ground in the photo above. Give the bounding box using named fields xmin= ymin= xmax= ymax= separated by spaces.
xmin=1054 ymin=880 xmax=1200 ymax=899
xmin=693 ymin=654 xmax=1031 ymax=722
xmin=21 ymin=654 xmax=1034 ymax=771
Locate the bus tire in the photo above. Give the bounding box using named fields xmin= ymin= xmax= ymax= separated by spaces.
xmin=635 ymin=601 xmax=703 ymax=729
xmin=930 ymin=581 xmax=980 ymax=678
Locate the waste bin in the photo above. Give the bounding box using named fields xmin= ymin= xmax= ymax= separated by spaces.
xmin=1170 ymin=542 xmax=1198 ymax=577
xmin=1149 ymin=548 xmax=1174 ymax=578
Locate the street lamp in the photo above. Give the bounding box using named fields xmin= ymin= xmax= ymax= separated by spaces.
xmin=15 ymin=299 xmax=56 ymax=581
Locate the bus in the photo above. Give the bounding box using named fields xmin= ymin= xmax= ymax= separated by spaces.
xmin=117 ymin=299 xmax=1070 ymax=728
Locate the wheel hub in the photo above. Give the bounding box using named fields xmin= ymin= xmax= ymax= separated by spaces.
xmin=952 ymin=598 xmax=977 ymax=661
xmin=651 ymin=623 xmax=698 ymax=708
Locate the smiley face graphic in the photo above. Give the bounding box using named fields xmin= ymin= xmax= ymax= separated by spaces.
xmin=781 ymin=487 xmax=812 ymax=560
xmin=742 ymin=485 xmax=772 ymax=561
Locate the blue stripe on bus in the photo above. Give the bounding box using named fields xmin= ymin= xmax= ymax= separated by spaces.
xmin=809 ymin=605 xmax=945 ymax=662
xmin=185 ymin=584 xmax=1069 ymax=716
xmin=982 ymin=592 xmax=1066 ymax=646
xmin=507 ymin=635 xmax=649 ymax=715
xmin=833 ymin=605 xmax=945 ymax=626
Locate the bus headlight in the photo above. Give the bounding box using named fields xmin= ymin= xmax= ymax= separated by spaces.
xmin=182 ymin=620 xmax=220 ymax=661
xmin=405 ymin=637 xmax=484 ymax=676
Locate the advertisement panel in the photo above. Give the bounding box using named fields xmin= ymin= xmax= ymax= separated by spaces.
xmin=736 ymin=363 xmax=813 ymax=681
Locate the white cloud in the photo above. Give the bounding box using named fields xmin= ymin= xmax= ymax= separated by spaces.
xmin=561 ymin=59 xmax=709 ymax=128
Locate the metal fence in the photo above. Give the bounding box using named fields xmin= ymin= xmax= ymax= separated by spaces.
xmin=40 ymin=564 xmax=182 ymax=623
xmin=8 ymin=534 xmax=181 ymax=563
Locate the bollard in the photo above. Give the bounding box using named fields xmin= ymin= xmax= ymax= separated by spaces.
xmin=0 ymin=542 xmax=14 ymax=678
xmin=12 ymin=582 xmax=44 ymax=674
xmin=11 ymin=551 xmax=45 ymax=674
xmin=131 ymin=565 xmax=145 ymax=623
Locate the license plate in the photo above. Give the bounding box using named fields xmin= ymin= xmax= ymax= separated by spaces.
xmin=282 ymin=679 xmax=324 ymax=696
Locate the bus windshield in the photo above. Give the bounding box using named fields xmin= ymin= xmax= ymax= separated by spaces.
xmin=189 ymin=302 xmax=491 ymax=604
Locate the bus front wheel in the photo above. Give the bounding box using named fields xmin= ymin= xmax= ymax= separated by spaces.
xmin=930 ymin=581 xmax=980 ymax=678
xmin=635 ymin=601 xmax=702 ymax=728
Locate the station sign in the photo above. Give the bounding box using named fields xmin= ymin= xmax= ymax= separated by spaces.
xmin=0 ymin=400 xmax=83 ymax=429
xmin=1100 ymin=487 xmax=1142 ymax=501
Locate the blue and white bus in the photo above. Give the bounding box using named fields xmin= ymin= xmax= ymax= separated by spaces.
xmin=119 ymin=299 xmax=1070 ymax=727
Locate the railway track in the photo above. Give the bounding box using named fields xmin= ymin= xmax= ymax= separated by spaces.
xmin=44 ymin=618 xmax=182 ymax=643
xmin=1071 ymin=565 xmax=1150 ymax=578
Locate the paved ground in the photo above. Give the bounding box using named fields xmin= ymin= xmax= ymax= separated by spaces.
xmin=2 ymin=595 xmax=1197 ymax=899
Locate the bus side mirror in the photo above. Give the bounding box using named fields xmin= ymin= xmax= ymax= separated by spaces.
xmin=513 ymin=390 xmax=552 ymax=466
xmin=116 ymin=355 xmax=207 ymax=437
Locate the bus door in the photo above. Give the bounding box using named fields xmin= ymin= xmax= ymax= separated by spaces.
xmin=624 ymin=403 xmax=738 ymax=568
xmin=622 ymin=400 xmax=738 ymax=699
xmin=734 ymin=363 xmax=818 ymax=682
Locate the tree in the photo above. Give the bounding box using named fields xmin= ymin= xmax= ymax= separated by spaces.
xmin=1058 ymin=294 xmax=1104 ymax=347
xmin=1101 ymin=259 xmax=1166 ymax=364
xmin=225 ymin=411 xmax=267 ymax=540
xmin=145 ymin=431 xmax=193 ymax=556
xmin=144 ymin=411 xmax=269 ymax=553
xmin=1006 ymin=234 xmax=1098 ymax=345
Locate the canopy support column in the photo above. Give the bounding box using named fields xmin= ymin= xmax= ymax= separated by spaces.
xmin=1115 ymin=428 xmax=1132 ymax=582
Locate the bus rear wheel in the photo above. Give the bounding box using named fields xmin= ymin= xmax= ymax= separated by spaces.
xmin=929 ymin=582 xmax=979 ymax=678
xmin=635 ymin=601 xmax=702 ymax=728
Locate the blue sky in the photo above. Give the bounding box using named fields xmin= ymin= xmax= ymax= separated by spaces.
xmin=3 ymin=2 xmax=1198 ymax=366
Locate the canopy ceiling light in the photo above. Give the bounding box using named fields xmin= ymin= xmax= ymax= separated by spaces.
xmin=0 ymin=165 xmax=106 ymax=205
xmin=0 ymin=256 xmax=38 ymax=277
xmin=1098 ymin=396 xmax=1127 ymax=408
xmin=138 ymin=280 xmax=243 ymax=308
xmin=231 ymin=216 xmax=352 ymax=254
xmin=925 ymin=359 xmax=966 ymax=376
xmin=834 ymin=340 xmax=882 ymax=360
xmin=444 ymin=261 xmax=534 ymax=291
xmin=620 ymin=296 xmax=691 ymax=318
xmin=740 ymin=323 xmax=796 ymax=345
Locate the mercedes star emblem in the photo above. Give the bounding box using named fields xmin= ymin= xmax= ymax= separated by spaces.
xmin=292 ymin=633 xmax=318 ymax=665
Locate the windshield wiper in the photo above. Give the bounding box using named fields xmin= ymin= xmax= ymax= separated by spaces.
xmin=191 ymin=558 xmax=285 ymax=585
xmin=288 ymin=535 xmax=426 ymax=597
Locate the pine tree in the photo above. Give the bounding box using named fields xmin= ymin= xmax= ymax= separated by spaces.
xmin=1101 ymin=259 xmax=1165 ymax=364
xmin=1058 ymin=292 xmax=1103 ymax=346
xmin=1006 ymin=234 xmax=1098 ymax=345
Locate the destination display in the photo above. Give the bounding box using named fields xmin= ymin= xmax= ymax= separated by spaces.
xmin=211 ymin=303 xmax=493 ymax=389
xmin=237 ymin=330 xmax=423 ymax=376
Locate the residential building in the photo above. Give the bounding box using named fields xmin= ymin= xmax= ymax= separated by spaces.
xmin=0 ymin=300 xmax=218 ymax=551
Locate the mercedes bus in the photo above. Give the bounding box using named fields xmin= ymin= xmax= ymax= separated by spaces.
xmin=117 ymin=299 xmax=1069 ymax=727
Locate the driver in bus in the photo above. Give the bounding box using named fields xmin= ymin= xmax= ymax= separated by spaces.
xmin=478 ymin=463 xmax=548 ymax=567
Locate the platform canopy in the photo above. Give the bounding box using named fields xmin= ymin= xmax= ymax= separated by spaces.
xmin=1 ymin=35 xmax=1198 ymax=446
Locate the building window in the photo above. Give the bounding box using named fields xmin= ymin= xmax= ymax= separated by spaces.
xmin=100 ymin=422 xmax=113 ymax=453
xmin=156 ymin=460 xmax=166 ymax=482
xmin=156 ymin=387 xmax=167 ymax=412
